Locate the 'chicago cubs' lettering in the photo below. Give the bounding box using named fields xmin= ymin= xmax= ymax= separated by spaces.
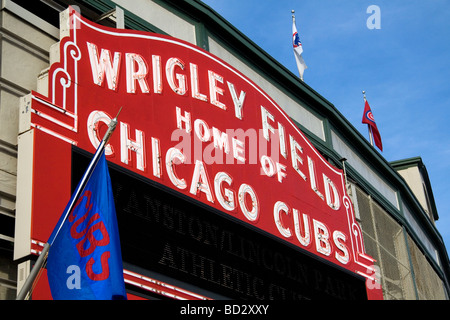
xmin=68 ymin=190 xmax=111 ymax=281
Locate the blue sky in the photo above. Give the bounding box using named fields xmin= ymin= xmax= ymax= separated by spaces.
xmin=201 ymin=1 xmax=450 ymax=256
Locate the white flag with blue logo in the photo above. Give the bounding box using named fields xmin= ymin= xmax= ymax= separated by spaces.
xmin=293 ymin=19 xmax=307 ymax=80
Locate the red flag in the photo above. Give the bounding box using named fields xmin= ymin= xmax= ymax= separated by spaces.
xmin=362 ymin=100 xmax=383 ymax=151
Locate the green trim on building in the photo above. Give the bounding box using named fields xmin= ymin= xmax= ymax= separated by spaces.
xmin=391 ymin=156 xmax=439 ymax=221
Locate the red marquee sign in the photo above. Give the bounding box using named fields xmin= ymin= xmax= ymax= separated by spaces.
xmin=22 ymin=8 xmax=382 ymax=299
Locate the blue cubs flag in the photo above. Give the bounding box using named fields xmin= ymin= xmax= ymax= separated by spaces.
xmin=46 ymin=151 xmax=127 ymax=300
xmin=362 ymin=100 xmax=383 ymax=151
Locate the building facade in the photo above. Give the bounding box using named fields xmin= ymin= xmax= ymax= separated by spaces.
xmin=0 ymin=0 xmax=448 ymax=300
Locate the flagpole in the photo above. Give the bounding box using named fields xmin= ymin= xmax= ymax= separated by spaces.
xmin=16 ymin=107 xmax=122 ymax=300
xmin=362 ymin=91 xmax=374 ymax=146
xmin=368 ymin=126 xmax=374 ymax=146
